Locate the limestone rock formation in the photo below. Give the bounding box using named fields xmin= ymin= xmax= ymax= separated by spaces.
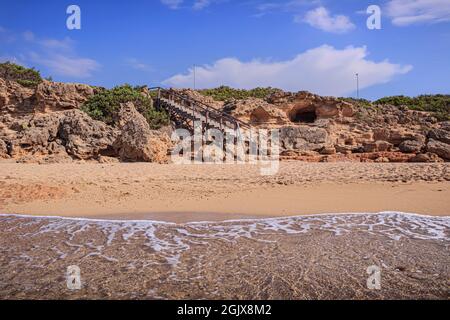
xmin=35 ymin=80 xmax=97 ymax=112
xmin=426 ymin=139 xmax=450 ymax=160
xmin=0 ymin=78 xmax=35 ymax=115
xmin=428 ymin=128 xmax=450 ymax=144
xmin=58 ymin=110 xmax=118 ymax=160
xmin=399 ymin=140 xmax=424 ymax=153
xmin=113 ymin=102 xmax=170 ymax=163
xmin=224 ymin=98 xmax=290 ymax=125
xmin=0 ymin=139 xmax=8 ymax=158
xmin=0 ymin=77 xmax=448 ymax=164
xmin=280 ymin=126 xmax=330 ymax=152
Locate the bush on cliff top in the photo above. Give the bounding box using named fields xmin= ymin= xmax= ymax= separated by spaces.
xmin=199 ymin=86 xmax=280 ymax=101
xmin=0 ymin=61 xmax=43 ymax=88
xmin=374 ymin=95 xmax=450 ymax=121
xmin=81 ymin=84 xmax=169 ymax=130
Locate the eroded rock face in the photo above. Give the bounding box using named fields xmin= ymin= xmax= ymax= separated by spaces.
xmin=409 ymin=153 xmax=444 ymax=163
xmin=399 ymin=140 xmax=425 ymax=153
xmin=0 ymin=78 xmax=35 ymax=115
xmin=267 ymin=91 xmax=354 ymax=123
xmin=224 ymin=98 xmax=290 ymax=125
xmin=0 ymin=78 xmax=448 ymax=163
xmin=280 ymin=126 xmax=330 ymax=152
xmin=0 ymin=79 xmax=173 ymax=163
xmin=428 ymin=128 xmax=450 ymax=144
xmin=426 ymin=139 xmax=450 ymax=160
xmin=363 ymin=141 xmax=393 ymax=153
xmin=35 ymin=80 xmax=97 ymax=112
xmin=58 ymin=110 xmax=118 ymax=160
xmin=113 ymin=102 xmax=170 ymax=163
xmin=0 ymin=139 xmax=8 ymax=158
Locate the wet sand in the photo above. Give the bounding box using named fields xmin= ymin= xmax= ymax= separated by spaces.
xmin=0 ymin=212 xmax=448 ymax=299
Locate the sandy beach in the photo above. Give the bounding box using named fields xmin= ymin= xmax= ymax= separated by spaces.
xmin=0 ymin=162 xmax=449 ymax=299
xmin=0 ymin=162 xmax=449 ymax=222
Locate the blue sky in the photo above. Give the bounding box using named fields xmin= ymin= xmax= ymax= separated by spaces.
xmin=1 ymin=0 xmax=449 ymax=100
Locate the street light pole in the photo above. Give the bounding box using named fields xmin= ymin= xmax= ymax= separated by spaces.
xmin=356 ymin=73 xmax=359 ymax=99
xmin=193 ymin=64 xmax=196 ymax=90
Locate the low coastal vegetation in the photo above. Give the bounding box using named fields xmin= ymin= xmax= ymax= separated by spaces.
xmin=0 ymin=61 xmax=43 ymax=88
xmin=198 ymin=85 xmax=280 ymax=101
xmin=81 ymin=85 xmax=169 ymax=130
xmin=374 ymin=95 xmax=450 ymax=121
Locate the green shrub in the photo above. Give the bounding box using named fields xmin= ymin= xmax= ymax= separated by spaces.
xmin=0 ymin=62 xmax=43 ymax=88
xmin=339 ymin=97 xmax=373 ymax=108
xmin=374 ymin=95 xmax=450 ymax=121
xmin=81 ymin=84 xmax=169 ymax=129
xmin=199 ymin=86 xmax=280 ymax=101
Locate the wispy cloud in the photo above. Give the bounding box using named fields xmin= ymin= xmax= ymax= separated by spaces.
xmin=23 ymin=31 xmax=74 ymax=51
xmin=125 ymin=58 xmax=153 ymax=72
xmin=163 ymin=45 xmax=412 ymax=96
xmin=299 ymin=6 xmax=355 ymax=33
xmin=29 ymin=52 xmax=99 ymax=78
xmin=253 ymin=0 xmax=318 ymax=17
xmin=386 ymin=0 xmax=450 ymax=26
xmin=193 ymin=0 xmax=211 ymax=10
xmin=160 ymin=0 xmax=221 ymax=10
xmin=1 ymin=29 xmax=99 ymax=78
xmin=0 ymin=55 xmax=27 ymax=66
xmin=160 ymin=0 xmax=184 ymax=10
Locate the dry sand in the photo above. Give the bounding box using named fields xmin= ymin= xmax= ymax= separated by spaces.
xmin=0 ymin=162 xmax=449 ymax=222
xmin=0 ymin=162 xmax=448 ymax=299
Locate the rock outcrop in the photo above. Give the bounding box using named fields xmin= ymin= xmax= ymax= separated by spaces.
xmin=113 ymin=102 xmax=170 ymax=163
xmin=58 ymin=110 xmax=118 ymax=160
xmin=426 ymin=139 xmax=450 ymax=160
xmin=280 ymin=126 xmax=330 ymax=152
xmin=35 ymin=80 xmax=97 ymax=112
xmin=0 ymin=77 xmax=448 ymax=163
xmin=214 ymin=89 xmax=447 ymax=163
xmin=0 ymin=79 xmax=171 ymax=163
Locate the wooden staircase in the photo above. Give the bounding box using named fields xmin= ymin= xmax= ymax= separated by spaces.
xmin=150 ymin=87 xmax=251 ymax=134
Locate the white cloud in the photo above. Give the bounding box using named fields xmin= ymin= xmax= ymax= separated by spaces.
xmin=29 ymin=52 xmax=99 ymax=78
xmin=161 ymin=0 xmax=221 ymax=10
xmin=193 ymin=0 xmax=210 ymax=10
xmin=125 ymin=58 xmax=153 ymax=72
xmin=386 ymin=0 xmax=450 ymax=26
xmin=254 ymin=0 xmax=318 ymax=17
xmin=299 ymin=6 xmax=355 ymax=33
xmin=2 ymin=30 xmax=100 ymax=78
xmin=0 ymin=55 xmax=27 ymax=66
xmin=163 ymin=45 xmax=412 ymax=96
xmin=23 ymin=31 xmax=73 ymax=50
xmin=160 ymin=0 xmax=184 ymax=9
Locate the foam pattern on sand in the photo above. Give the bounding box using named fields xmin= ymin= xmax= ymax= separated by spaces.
xmin=0 ymin=212 xmax=448 ymax=266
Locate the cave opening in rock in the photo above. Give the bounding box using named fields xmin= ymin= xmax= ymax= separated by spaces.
xmin=290 ymin=109 xmax=317 ymax=123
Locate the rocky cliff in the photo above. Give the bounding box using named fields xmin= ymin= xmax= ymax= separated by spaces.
xmin=0 ymin=79 xmax=170 ymax=163
xmin=213 ymin=90 xmax=449 ymax=163
xmin=1 ymin=78 xmax=449 ymax=163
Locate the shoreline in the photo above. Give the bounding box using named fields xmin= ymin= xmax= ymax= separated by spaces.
xmin=1 ymin=211 xmax=448 ymax=299
xmin=1 ymin=210 xmax=448 ymax=225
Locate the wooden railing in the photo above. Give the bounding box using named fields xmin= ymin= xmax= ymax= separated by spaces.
xmin=149 ymin=87 xmax=251 ymax=131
